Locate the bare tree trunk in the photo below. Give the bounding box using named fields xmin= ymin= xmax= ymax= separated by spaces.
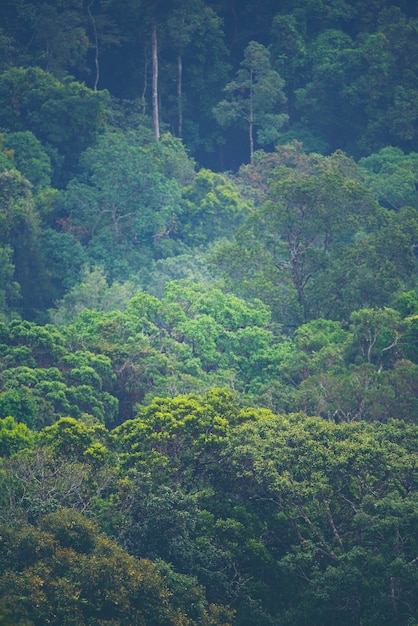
xmin=249 ymin=71 xmax=254 ymax=163
xmin=87 ymin=0 xmax=100 ymax=91
xmin=249 ymin=119 xmax=254 ymax=164
xmin=141 ymin=54 xmax=148 ymax=116
xmin=151 ymin=18 xmax=160 ymax=140
xmin=177 ymin=54 xmax=183 ymax=137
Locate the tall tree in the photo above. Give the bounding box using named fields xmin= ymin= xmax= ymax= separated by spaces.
xmin=214 ymin=41 xmax=288 ymax=163
xmin=151 ymin=16 xmax=160 ymax=139
xmin=214 ymin=147 xmax=383 ymax=326
xmin=0 ymin=169 xmax=52 ymax=319
xmin=165 ymin=0 xmax=206 ymax=138
xmin=0 ymin=67 xmax=108 ymax=186
xmin=60 ymin=131 xmax=183 ymax=282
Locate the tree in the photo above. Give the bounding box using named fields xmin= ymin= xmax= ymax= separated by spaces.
xmin=158 ymin=0 xmax=229 ymax=154
xmin=60 ymin=131 xmax=183 ymax=282
xmin=3 ymin=131 xmax=52 ymax=191
xmin=214 ymin=147 xmax=379 ymax=325
xmin=0 ymin=245 xmax=20 ymax=320
xmin=355 ymin=7 xmax=418 ymax=154
xmin=348 ymin=307 xmax=405 ymax=368
xmin=359 ymin=146 xmax=418 ymax=210
xmin=49 ymin=265 xmax=137 ymax=325
xmin=0 ymin=67 xmax=109 ymax=186
xmin=151 ymin=14 xmax=160 ymax=139
xmin=0 ymin=510 xmax=233 ymax=625
xmin=0 ymin=416 xmax=35 ymax=457
xmin=165 ymin=0 xmax=205 ymax=138
xmin=0 ymin=0 xmax=90 ymax=79
xmin=219 ymin=412 xmax=418 ymax=625
xmin=214 ymin=41 xmax=288 ymax=163
xmin=179 ymin=168 xmax=251 ymax=245
xmin=292 ymin=28 xmax=362 ymax=153
xmin=85 ymin=0 xmax=125 ymax=92
xmin=0 ymin=168 xmax=52 ymax=318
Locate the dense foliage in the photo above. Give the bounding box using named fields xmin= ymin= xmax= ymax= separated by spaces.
xmin=0 ymin=1 xmax=417 ymax=624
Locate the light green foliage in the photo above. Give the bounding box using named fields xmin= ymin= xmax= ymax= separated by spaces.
xmin=40 ymin=417 xmax=108 ymax=461
xmin=348 ymin=307 xmax=405 ymax=367
xmin=57 ymin=281 xmax=287 ymax=413
xmin=396 ymin=290 xmax=418 ymax=318
xmin=162 ymin=280 xmax=271 ymax=329
xmin=2 ymin=277 xmax=418 ymax=428
xmin=0 ymin=4 xmax=417 ymax=623
xmin=61 ymin=306 xmax=201 ymax=420
xmin=280 ymin=318 xmax=349 ymax=384
xmin=61 ymin=350 xmax=116 ymax=389
xmin=157 ymin=133 xmax=196 ymax=185
xmin=242 ymin=305 xmax=418 ymax=422
xmin=114 ymin=389 xmax=241 ymax=477
xmin=180 ymin=168 xmax=251 ymax=244
xmin=0 ymin=387 xmax=38 ymax=429
xmin=0 ymin=415 xmax=35 ymax=456
xmin=141 ymin=248 xmax=215 ymax=297
xmin=7 ymin=320 xmax=66 ymax=366
xmin=0 ymin=365 xmax=117 ymax=428
xmin=0 ymin=322 xmax=119 ymax=427
xmin=50 ymin=265 xmax=137 ymax=325
xmin=160 ymin=281 xmax=283 ymax=388
xmin=359 ymin=146 xmax=418 ymax=210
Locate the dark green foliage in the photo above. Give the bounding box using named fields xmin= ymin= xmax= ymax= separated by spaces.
xmin=0 ymin=509 xmax=233 ymax=625
xmin=217 ymin=413 xmax=418 ymax=625
xmin=214 ymin=41 xmax=288 ymax=163
xmin=214 ymin=146 xmax=418 ymax=326
xmin=3 ymin=131 xmax=52 ymax=191
xmin=2 ymin=394 xmax=415 ymax=625
xmin=59 ymin=130 xmax=184 ymax=282
xmin=0 ymin=2 xmax=417 ymax=623
xmin=0 ymin=169 xmax=49 ymax=319
xmin=0 ymin=67 xmax=108 ymax=185
xmin=0 ymin=0 xmax=417 ymax=168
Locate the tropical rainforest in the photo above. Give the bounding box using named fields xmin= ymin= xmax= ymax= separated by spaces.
xmin=0 ymin=0 xmax=417 ymax=624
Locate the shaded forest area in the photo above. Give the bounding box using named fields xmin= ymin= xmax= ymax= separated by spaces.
xmin=0 ymin=1 xmax=417 ymax=624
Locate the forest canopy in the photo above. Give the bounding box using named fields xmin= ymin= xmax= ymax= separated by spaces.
xmin=0 ymin=1 xmax=417 ymax=624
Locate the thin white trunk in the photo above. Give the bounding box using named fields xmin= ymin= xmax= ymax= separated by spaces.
xmin=177 ymin=54 xmax=183 ymax=137
xmin=87 ymin=0 xmax=100 ymax=91
xmin=249 ymin=69 xmax=254 ymax=163
xmin=249 ymin=119 xmax=254 ymax=164
xmin=141 ymin=55 xmax=148 ymax=116
xmin=152 ymin=19 xmax=160 ymax=140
